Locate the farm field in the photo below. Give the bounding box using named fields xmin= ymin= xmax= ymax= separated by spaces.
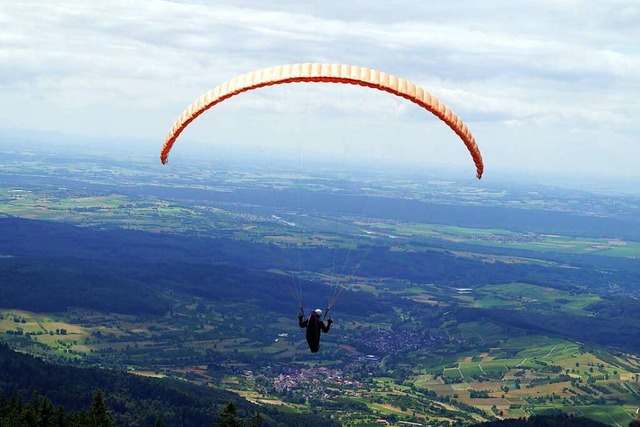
xmin=371 ymin=223 xmax=640 ymax=258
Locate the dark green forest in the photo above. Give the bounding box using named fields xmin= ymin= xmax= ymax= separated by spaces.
xmin=0 ymin=344 xmax=337 ymax=426
xmin=470 ymin=413 xmax=610 ymax=427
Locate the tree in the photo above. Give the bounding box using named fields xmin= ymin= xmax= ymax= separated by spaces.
xmin=89 ymin=389 xmax=114 ymax=427
xmin=213 ymin=402 xmax=243 ymax=427
xmin=248 ymin=411 xmax=264 ymax=427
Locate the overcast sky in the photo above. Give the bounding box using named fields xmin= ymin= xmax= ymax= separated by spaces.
xmin=1 ymin=0 xmax=638 ymax=181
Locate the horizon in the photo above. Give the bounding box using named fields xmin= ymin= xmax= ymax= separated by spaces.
xmin=2 ymin=131 xmax=639 ymax=197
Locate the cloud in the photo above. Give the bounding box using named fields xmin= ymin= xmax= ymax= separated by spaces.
xmin=0 ymin=0 xmax=638 ymax=178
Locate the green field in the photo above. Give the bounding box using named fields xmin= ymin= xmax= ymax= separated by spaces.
xmin=455 ymin=283 xmax=601 ymax=315
xmin=371 ymin=222 xmax=640 ymax=258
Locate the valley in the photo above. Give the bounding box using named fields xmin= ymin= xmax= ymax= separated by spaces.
xmin=1 ymin=149 xmax=639 ymax=426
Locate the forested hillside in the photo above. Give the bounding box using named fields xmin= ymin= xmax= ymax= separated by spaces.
xmin=0 ymin=344 xmax=336 ymax=426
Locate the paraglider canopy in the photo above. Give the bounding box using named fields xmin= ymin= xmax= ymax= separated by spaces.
xmin=160 ymin=63 xmax=484 ymax=179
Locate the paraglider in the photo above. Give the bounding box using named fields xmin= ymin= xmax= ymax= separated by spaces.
xmin=299 ymin=308 xmax=333 ymax=353
xmin=159 ymin=63 xmax=485 ymax=351
xmin=160 ymin=63 xmax=484 ymax=179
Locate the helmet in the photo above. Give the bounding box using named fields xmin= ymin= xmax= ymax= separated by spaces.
xmin=315 ymin=309 xmax=322 ymax=316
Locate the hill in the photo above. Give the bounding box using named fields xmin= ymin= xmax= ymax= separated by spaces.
xmin=0 ymin=343 xmax=337 ymax=426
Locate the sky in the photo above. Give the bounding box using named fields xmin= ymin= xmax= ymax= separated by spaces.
xmin=1 ymin=0 xmax=638 ymax=182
